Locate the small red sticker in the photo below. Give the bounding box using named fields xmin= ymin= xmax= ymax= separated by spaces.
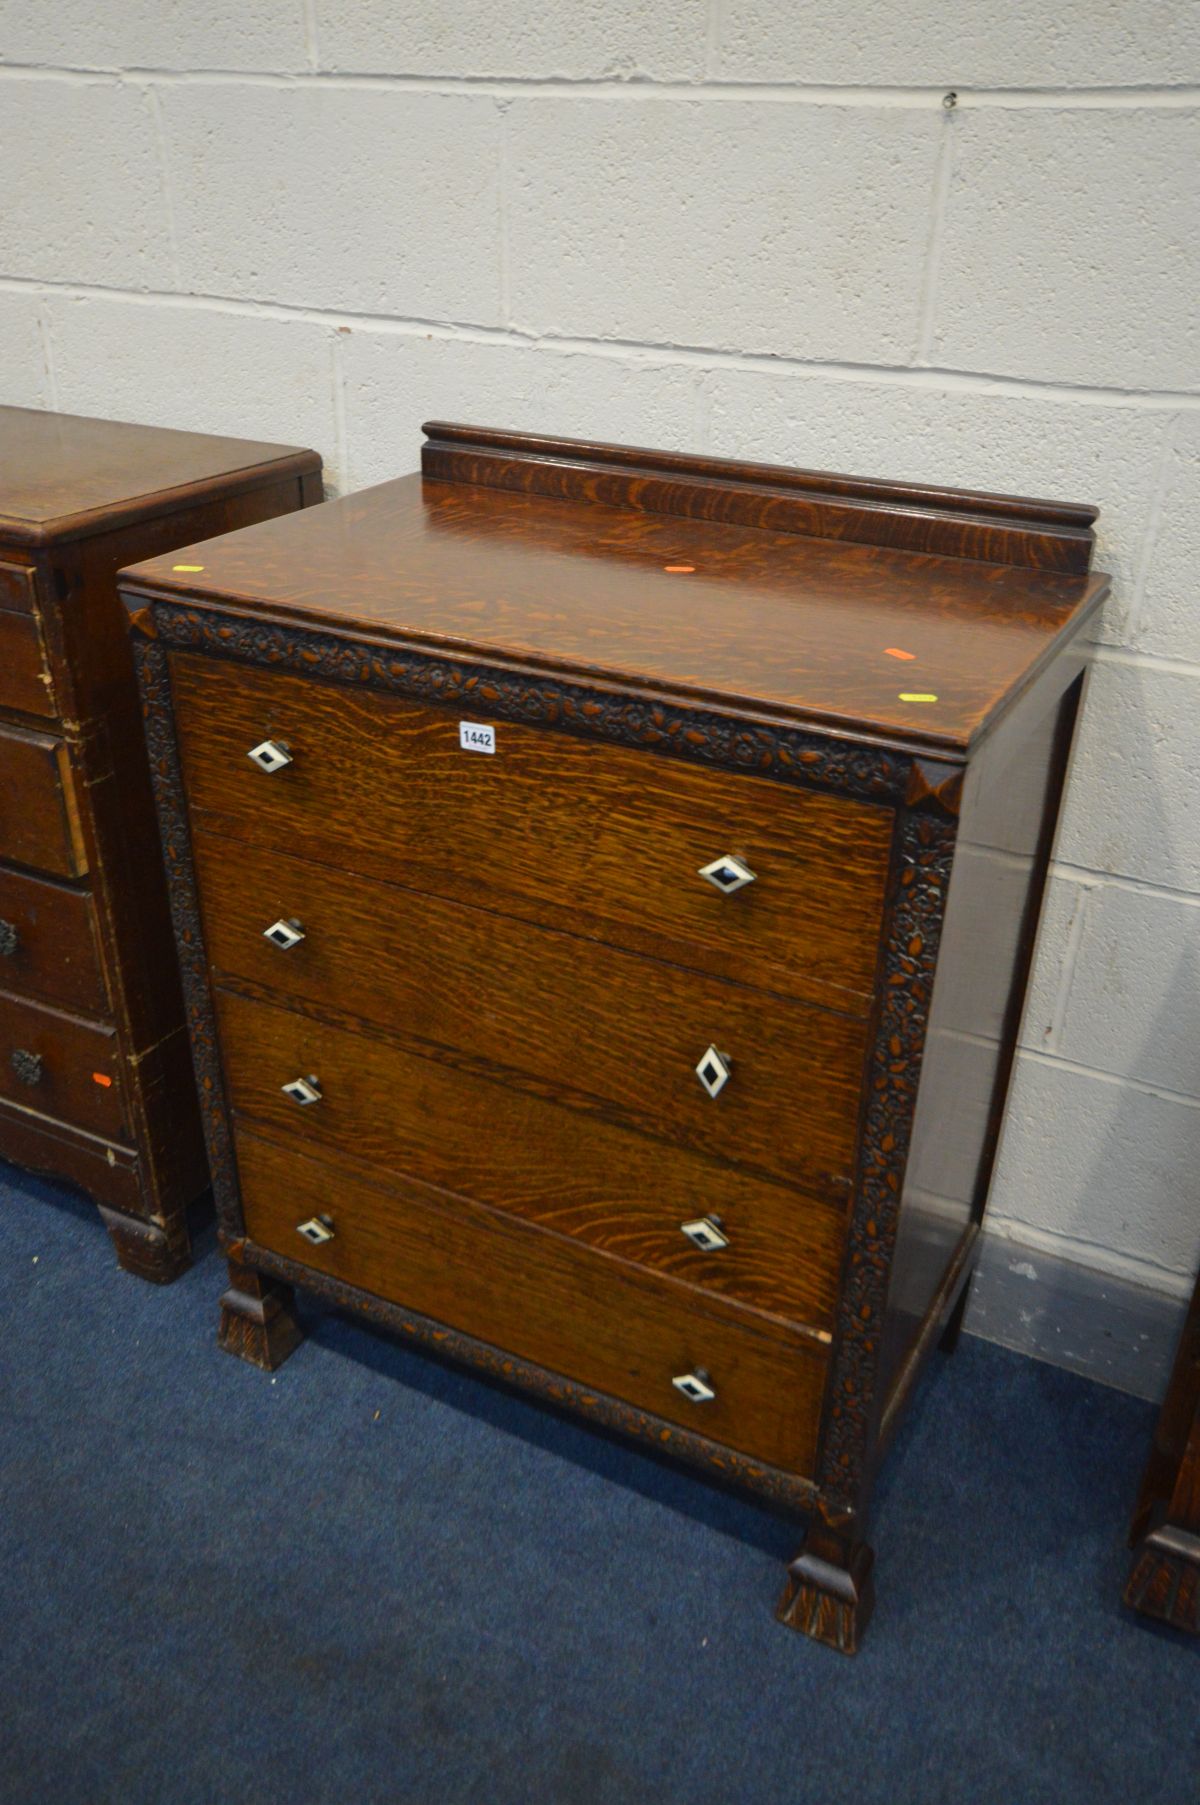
xmin=884 ymin=647 xmax=916 ymax=661
xmin=664 ymin=564 xmax=695 ymax=573
xmin=92 ymin=1072 xmax=113 ymax=1087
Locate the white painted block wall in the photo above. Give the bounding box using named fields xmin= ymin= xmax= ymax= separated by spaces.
xmin=1 ymin=3 xmax=1197 ymax=1315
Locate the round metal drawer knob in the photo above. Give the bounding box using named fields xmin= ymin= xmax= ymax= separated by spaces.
xmin=12 ymin=1048 xmax=43 ymax=1086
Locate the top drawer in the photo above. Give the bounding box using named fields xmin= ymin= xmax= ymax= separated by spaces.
xmin=170 ymin=655 xmax=893 ymax=1012
xmin=0 ymin=606 xmax=56 ymax=720
xmin=0 ymin=561 xmax=37 ymax=614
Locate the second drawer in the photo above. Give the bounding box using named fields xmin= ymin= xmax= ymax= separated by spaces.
xmin=0 ymin=604 xmax=56 ymax=719
xmin=216 ymin=986 xmax=848 ymax=1333
xmin=0 ymin=988 xmax=128 ymax=1142
xmin=0 ymin=722 xmax=87 ymax=878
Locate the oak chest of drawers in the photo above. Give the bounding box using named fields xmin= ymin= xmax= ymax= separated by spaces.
xmin=122 ymin=424 xmax=1108 ymax=1647
xmin=0 ymin=407 xmax=322 ymax=1280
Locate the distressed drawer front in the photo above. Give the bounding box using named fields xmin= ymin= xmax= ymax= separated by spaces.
xmin=237 ymin=1127 xmax=827 ymax=1474
xmin=195 ymin=832 xmax=867 ymax=1199
xmin=0 ymin=865 xmax=108 ymax=1017
xmin=0 ymin=723 xmax=87 ymax=878
xmin=0 ymin=560 xmax=37 ymax=614
xmin=171 ymin=654 xmax=891 ymax=1015
xmin=0 ymin=606 xmax=56 ymax=718
xmin=217 ymin=987 xmax=847 ymax=1334
xmin=0 ymin=988 xmax=126 ymax=1141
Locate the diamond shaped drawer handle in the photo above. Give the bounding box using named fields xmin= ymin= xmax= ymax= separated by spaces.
xmin=680 ymin=1215 xmax=729 ymax=1253
xmin=672 ymin=1369 xmax=716 ymax=1404
xmin=695 ymin=1046 xmax=732 ymax=1099
xmin=264 ymin=918 xmax=305 ymax=951
xmin=297 ymin=1215 xmax=335 ymax=1246
xmin=282 ymin=1075 xmax=322 ymax=1106
xmin=247 ymin=738 xmax=292 ymax=774
xmin=698 ymin=854 xmax=756 ymax=895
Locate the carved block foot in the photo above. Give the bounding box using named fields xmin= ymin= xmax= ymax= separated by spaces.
xmin=1124 ymin=1527 xmax=1200 ymax=1633
xmin=218 ymin=1259 xmax=304 ymax=1371
xmin=776 ymin=1525 xmax=875 ymax=1655
xmin=99 ymin=1205 xmax=191 ymax=1285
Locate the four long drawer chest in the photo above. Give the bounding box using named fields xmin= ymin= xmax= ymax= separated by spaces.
xmin=120 ymin=424 xmax=1108 ymax=1648
xmin=0 ymin=407 xmax=321 ymax=1280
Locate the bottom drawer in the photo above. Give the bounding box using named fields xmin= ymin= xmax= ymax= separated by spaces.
xmin=237 ymin=1129 xmax=829 ymax=1475
xmin=0 ymin=1095 xmax=142 ymax=1216
xmin=0 ymin=989 xmax=128 ymax=1141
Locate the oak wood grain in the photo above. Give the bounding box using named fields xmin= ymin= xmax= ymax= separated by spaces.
xmin=237 ymin=1126 xmax=829 ymax=1472
xmin=172 ymin=655 xmax=892 ymax=1014
xmin=193 ymin=830 xmax=868 ymax=1197
xmin=216 ymin=985 xmax=848 ymax=1332
xmin=122 ymin=434 xmax=1109 ymax=753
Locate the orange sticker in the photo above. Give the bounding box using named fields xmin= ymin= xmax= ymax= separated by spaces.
xmin=664 ymin=564 xmax=695 ymax=573
xmin=92 ymin=1071 xmax=113 ymax=1087
xmin=172 ymin=563 xmax=205 ymax=573
xmin=884 ymin=647 xmax=915 ymax=660
xmin=899 ymin=692 xmax=939 ymax=704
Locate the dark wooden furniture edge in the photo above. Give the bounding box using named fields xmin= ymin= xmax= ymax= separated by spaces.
xmin=421 ymin=422 xmax=1099 ymax=575
xmin=97 ymin=1203 xmax=192 ymax=1285
xmin=0 ymin=447 xmax=323 ymax=548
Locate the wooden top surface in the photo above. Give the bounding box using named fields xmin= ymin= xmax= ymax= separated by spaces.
xmin=0 ymin=406 xmax=320 ymax=545
xmin=122 ymin=426 xmax=1108 ymax=755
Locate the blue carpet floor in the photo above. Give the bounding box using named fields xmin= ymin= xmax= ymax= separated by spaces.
xmin=1 ymin=1168 xmax=1196 ymax=1805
